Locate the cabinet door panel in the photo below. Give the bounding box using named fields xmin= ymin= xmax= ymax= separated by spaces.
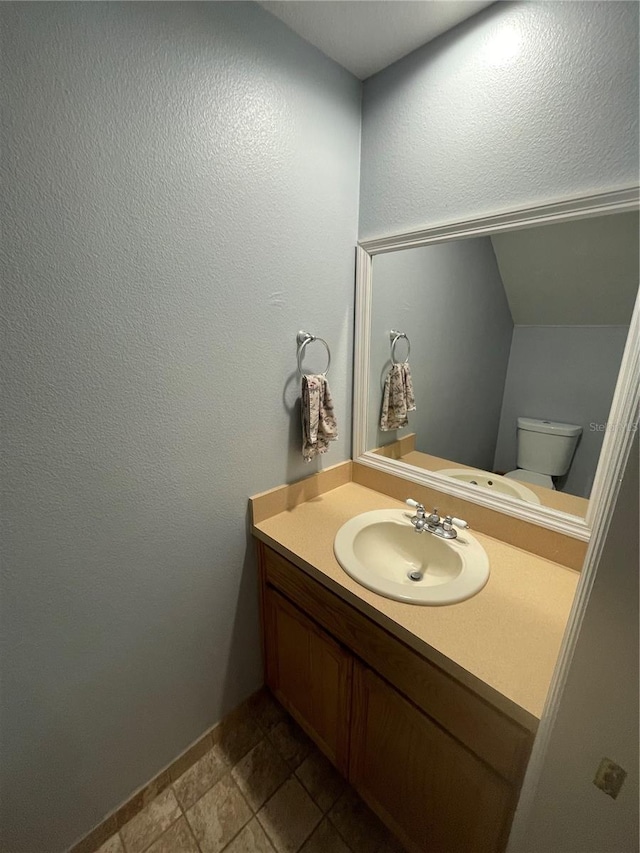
xmin=350 ymin=662 xmax=514 ymax=853
xmin=264 ymin=586 xmax=351 ymax=773
xmin=262 ymin=544 xmax=532 ymax=784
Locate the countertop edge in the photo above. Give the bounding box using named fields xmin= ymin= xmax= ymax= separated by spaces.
xmin=252 ymin=525 xmax=540 ymax=734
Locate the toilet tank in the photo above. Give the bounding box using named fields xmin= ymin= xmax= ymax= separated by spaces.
xmin=516 ymin=417 xmax=582 ymax=476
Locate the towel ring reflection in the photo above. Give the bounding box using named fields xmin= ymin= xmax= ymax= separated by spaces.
xmin=297 ymin=330 xmax=331 ymax=376
xmin=390 ymin=329 xmax=411 ymax=365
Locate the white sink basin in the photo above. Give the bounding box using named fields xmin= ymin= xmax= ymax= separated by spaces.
xmin=333 ymin=509 xmax=489 ymax=605
xmin=437 ymin=468 xmax=542 ymax=505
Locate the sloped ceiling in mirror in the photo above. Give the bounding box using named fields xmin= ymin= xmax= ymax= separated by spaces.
xmin=491 ymin=211 xmax=639 ymax=325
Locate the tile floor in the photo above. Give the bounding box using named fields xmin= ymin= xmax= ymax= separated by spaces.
xmin=95 ymin=691 xmax=406 ymax=853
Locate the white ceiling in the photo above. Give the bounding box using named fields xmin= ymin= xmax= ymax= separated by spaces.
xmin=258 ymin=1 xmax=495 ymax=79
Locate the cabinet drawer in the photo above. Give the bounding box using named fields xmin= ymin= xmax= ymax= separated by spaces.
xmin=261 ymin=544 xmax=532 ymax=784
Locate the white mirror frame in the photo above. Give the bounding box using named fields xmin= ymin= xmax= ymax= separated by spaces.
xmin=353 ymin=187 xmax=640 ymax=541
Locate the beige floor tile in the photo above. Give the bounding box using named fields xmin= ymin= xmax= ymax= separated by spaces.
xmin=95 ymin=834 xmax=125 ymax=853
xmin=214 ymin=704 xmax=264 ymax=766
xmin=257 ymin=777 xmax=322 ymax=853
xmin=328 ymin=789 xmax=401 ymax=853
xmin=299 ymin=819 xmax=350 ymax=853
xmin=146 ymin=817 xmax=200 ymax=853
xmin=222 ymin=817 xmax=276 ymax=853
xmin=248 ymin=690 xmax=286 ymax=734
xmin=295 ymin=752 xmax=345 ymax=814
xmin=120 ymin=788 xmax=181 ymax=853
xmin=174 ymin=742 xmax=230 ymax=810
xmin=187 ymin=775 xmax=252 ymax=853
xmin=267 ymin=718 xmax=312 ymax=769
xmin=231 ymin=737 xmax=291 ymax=812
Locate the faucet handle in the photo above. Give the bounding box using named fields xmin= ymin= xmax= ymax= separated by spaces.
xmin=406 ymin=498 xmax=425 ymax=513
xmin=441 ymin=515 xmax=467 ymax=538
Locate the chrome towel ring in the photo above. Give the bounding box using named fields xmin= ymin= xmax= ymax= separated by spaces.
xmin=390 ymin=329 xmax=411 ymax=364
xmin=297 ymin=330 xmax=331 ymax=376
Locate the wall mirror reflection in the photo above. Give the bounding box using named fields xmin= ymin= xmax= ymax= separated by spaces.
xmin=359 ymin=205 xmax=639 ymax=522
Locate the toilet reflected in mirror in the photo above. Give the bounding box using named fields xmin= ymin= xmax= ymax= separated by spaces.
xmin=504 ymin=417 xmax=582 ymax=490
xmin=360 ymin=202 xmax=639 ymax=520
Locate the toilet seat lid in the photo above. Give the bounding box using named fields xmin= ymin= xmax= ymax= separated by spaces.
xmin=504 ymin=469 xmax=554 ymax=488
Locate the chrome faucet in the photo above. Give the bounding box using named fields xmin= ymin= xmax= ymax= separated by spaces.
xmin=406 ymin=499 xmax=469 ymax=539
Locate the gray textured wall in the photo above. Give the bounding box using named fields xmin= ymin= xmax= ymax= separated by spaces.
xmin=0 ymin=4 xmax=360 ymax=851
xmin=368 ymin=238 xmax=513 ymax=469
xmin=359 ymin=8 xmax=640 ymax=848
xmin=359 ymin=1 xmax=639 ymax=240
xmin=509 ymin=437 xmax=639 ymax=853
xmin=494 ymin=326 xmax=630 ymax=498
xmin=2 ymin=1 xmax=639 ymax=851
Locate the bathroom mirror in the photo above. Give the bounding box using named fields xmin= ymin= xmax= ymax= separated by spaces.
xmin=353 ymin=189 xmax=640 ymax=538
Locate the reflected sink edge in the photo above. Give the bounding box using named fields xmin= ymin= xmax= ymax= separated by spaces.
xmin=436 ymin=468 xmax=542 ymax=505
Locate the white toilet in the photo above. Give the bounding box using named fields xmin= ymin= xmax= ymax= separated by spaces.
xmin=504 ymin=417 xmax=582 ymax=490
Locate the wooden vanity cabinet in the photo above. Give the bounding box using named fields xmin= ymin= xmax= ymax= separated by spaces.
xmin=258 ymin=542 xmax=533 ymax=853
xmin=351 ymin=662 xmax=512 ymax=853
xmin=263 ymin=585 xmax=352 ymax=773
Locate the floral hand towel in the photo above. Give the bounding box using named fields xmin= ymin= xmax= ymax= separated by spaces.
xmin=380 ymin=363 xmax=416 ymax=431
xmin=301 ymin=374 xmax=338 ymax=462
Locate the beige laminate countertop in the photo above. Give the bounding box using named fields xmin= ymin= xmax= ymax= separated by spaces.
xmin=252 ymin=480 xmax=580 ymax=731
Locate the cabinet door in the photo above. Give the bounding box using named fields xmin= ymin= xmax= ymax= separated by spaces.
xmin=350 ymin=662 xmax=514 ymax=853
xmin=264 ymin=585 xmax=352 ymax=773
